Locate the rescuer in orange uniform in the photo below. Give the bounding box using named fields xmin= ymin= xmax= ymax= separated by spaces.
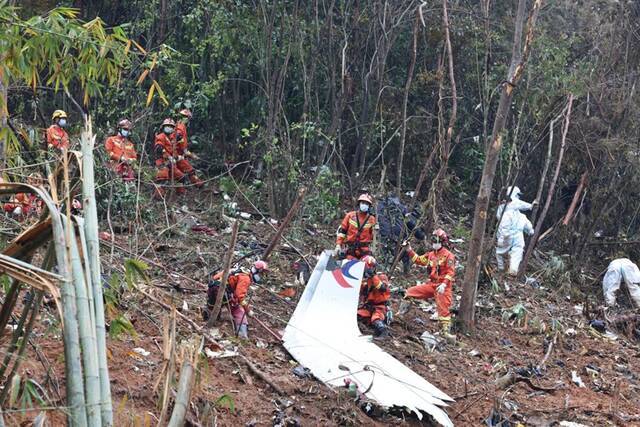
xmin=153 ymin=118 xmax=186 ymax=197
xmin=203 ymin=260 xmax=269 ymax=339
xmin=357 ymin=255 xmax=391 ymax=338
xmin=335 ymin=194 xmax=377 ymax=260
xmin=174 ymin=108 xmax=204 ymax=188
xmin=402 ymin=229 xmax=456 ymax=339
xmin=104 ymin=119 xmax=137 ymax=182
xmin=3 ymin=173 xmax=44 ymax=220
xmin=46 ymin=110 xmax=70 ymax=150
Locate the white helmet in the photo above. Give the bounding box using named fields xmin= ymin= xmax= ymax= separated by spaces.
xmin=506 ymin=186 xmax=522 ymax=201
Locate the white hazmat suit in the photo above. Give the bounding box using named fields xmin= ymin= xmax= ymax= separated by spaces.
xmin=602 ymin=258 xmax=640 ymax=307
xmin=496 ymin=186 xmax=533 ymax=218
xmin=496 ymin=208 xmax=534 ymax=275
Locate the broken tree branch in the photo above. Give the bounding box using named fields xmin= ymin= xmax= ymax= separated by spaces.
xmin=562 ymin=171 xmax=588 ymax=225
xmin=240 ymin=354 xmax=285 ymax=395
xmin=208 ymin=220 xmax=239 ymax=327
xmin=262 ymin=187 xmax=306 ymax=261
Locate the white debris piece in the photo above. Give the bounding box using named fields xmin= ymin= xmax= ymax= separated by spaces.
xmin=571 ymin=370 xmax=586 ymax=388
xmin=283 ymin=251 xmax=453 ymax=426
xmin=240 ymin=212 xmax=252 ymax=219
xmin=133 ymin=347 xmax=150 ymax=357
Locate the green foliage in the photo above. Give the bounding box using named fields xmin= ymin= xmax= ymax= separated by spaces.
xmin=8 ymin=374 xmax=48 ymax=410
xmin=214 ymin=393 xmax=236 ymax=414
xmin=108 ymin=314 xmax=137 ymax=340
xmin=303 ymin=167 xmax=341 ymax=224
xmin=124 ymin=258 xmax=150 ymax=289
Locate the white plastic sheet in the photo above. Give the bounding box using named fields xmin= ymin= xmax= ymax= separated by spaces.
xmin=283 ymin=251 xmax=453 ymax=426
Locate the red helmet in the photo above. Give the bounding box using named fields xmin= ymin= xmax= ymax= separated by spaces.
xmin=118 ymin=119 xmax=132 ymax=130
xmin=432 ymin=228 xmax=449 ymax=245
xmin=361 ymin=255 xmax=377 ymax=269
xmin=254 ymin=260 xmax=269 ymax=272
xmin=179 ymin=108 xmax=192 ymax=119
xmin=161 ymin=118 xmax=176 ymax=127
xmin=357 ymin=193 xmax=373 ymax=205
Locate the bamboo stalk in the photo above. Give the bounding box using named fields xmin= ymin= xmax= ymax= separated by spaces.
xmin=67 ymin=223 xmax=101 ymax=426
xmin=80 ymin=117 xmax=113 ymax=425
xmin=74 ymin=217 xmax=97 ymax=333
xmin=166 ymin=358 xmax=196 ymax=427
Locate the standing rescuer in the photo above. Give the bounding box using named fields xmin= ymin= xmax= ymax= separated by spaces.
xmin=46 ymin=110 xmax=70 ymax=150
xmin=401 ymin=229 xmax=456 ymax=340
xmin=204 ymin=260 xmax=269 ymax=339
xmin=153 ymin=118 xmax=186 ymax=197
xmin=357 ymin=255 xmax=391 ymax=338
xmin=173 ymin=108 xmax=204 ymax=188
xmin=104 ymin=119 xmax=137 ymax=182
xmin=335 ymin=193 xmax=377 ymax=260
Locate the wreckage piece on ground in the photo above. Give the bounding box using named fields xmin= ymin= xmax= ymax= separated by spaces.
xmin=283 ymin=250 xmax=454 ymax=426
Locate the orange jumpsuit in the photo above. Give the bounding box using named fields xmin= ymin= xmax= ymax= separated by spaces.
xmin=174 ymin=121 xmax=203 ymax=186
xmin=406 ymin=247 xmax=455 ymax=321
xmin=209 ymin=271 xmax=252 ymax=327
xmin=336 ymin=211 xmax=376 ymax=259
xmin=358 ymin=273 xmax=391 ymax=323
xmin=154 ymin=132 xmax=187 ymax=184
xmin=3 ymin=193 xmax=42 ymax=219
xmin=104 ymin=135 xmax=137 ymax=181
xmin=46 ymin=125 xmax=69 ymax=150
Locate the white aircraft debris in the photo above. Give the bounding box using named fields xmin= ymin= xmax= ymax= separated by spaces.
xmin=283 ymin=251 xmax=454 ymax=426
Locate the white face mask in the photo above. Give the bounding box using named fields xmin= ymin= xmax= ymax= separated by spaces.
xmin=359 ymin=203 xmax=370 ymax=213
xmin=432 ymin=243 xmax=442 ymax=251
xmin=58 ymin=118 xmax=67 ymax=128
xmin=163 ymin=126 xmax=174 ymax=134
xmin=120 ymin=129 xmax=130 ymax=137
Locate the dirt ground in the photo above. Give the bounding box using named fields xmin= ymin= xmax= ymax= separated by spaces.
xmin=3 ymin=192 xmax=640 ymax=426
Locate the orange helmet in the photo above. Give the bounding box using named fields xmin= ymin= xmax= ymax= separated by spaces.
xmin=432 ymin=228 xmax=449 ymax=245
xmin=118 ymin=119 xmax=132 ymax=130
xmin=179 ymin=108 xmax=192 ymax=119
xmin=357 ymin=193 xmax=373 ymax=205
xmin=161 ymin=118 xmax=176 ymax=128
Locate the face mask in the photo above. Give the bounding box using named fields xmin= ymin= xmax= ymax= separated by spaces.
xmin=432 ymin=243 xmax=442 ymax=251
xmin=364 ymin=268 xmax=375 ymax=278
xmin=252 ymin=273 xmax=261 ymax=283
xmin=58 ymin=118 xmax=67 ymax=128
xmin=120 ymin=129 xmax=130 ymax=137
xmin=163 ymin=126 xmax=174 ymax=134
xmin=359 ymin=203 xmax=369 ymax=213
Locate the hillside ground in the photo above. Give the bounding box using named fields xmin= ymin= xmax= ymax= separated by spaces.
xmin=3 ymin=189 xmax=640 ymax=426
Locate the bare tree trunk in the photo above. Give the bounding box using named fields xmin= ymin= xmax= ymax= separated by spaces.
xmin=459 ymin=0 xmax=543 ymax=332
xmin=0 ymin=75 xmax=7 ymax=169
xmin=562 ymin=171 xmax=588 ymax=225
xmin=531 ymin=116 xmax=558 ymax=223
xmin=518 ymin=94 xmax=573 ymax=278
xmin=263 ymin=187 xmax=306 ymax=261
xmin=396 ymin=12 xmax=419 ymax=197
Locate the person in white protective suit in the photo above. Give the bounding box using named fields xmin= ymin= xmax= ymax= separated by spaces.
xmin=496 ymin=186 xmax=536 ymax=219
xmin=602 ymin=258 xmax=640 ymax=308
xmin=496 ymin=208 xmax=534 ymax=275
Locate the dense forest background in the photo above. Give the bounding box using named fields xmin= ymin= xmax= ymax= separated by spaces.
xmin=6 ymin=0 xmax=640 ymax=269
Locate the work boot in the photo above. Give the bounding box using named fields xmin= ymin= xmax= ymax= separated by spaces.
xmin=237 ymin=324 xmax=248 ymax=340
xmin=372 ymin=320 xmax=389 ymax=339
xmin=190 ymin=174 xmax=205 ymax=188
xmin=439 ymin=318 xmax=456 ymax=343
xmin=152 ymin=185 xmax=165 ymax=200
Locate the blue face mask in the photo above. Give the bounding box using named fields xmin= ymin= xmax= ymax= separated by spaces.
xmin=120 ymin=129 xmax=130 ymax=137
xmin=58 ymin=118 xmax=67 ymax=128
xmin=163 ymin=126 xmax=174 ymax=134
xmin=359 ymin=203 xmax=370 ymax=213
